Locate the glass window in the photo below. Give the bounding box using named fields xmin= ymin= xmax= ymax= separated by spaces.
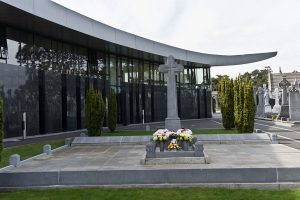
xmin=132 ymin=59 xmax=139 ymax=84
xmin=110 ymin=55 xmax=117 ymax=86
xmin=97 ymin=52 xmax=105 ymax=79
xmin=77 ymin=47 xmax=87 ymax=76
xmin=122 ymin=58 xmax=129 ymax=83
xmin=196 ymin=68 xmax=204 ymax=85
xmin=144 ymin=61 xmax=149 ymax=84
xmin=0 ymin=25 xmax=7 ymax=63
xmin=6 ymin=27 xmax=21 ymax=66
xmin=62 ymin=43 xmax=72 ymax=74
xmin=35 ymin=35 xmax=51 ymax=70
xmin=153 ymin=63 xmax=160 ymax=85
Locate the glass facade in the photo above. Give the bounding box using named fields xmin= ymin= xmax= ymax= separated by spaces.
xmin=0 ymin=25 xmax=211 ymax=138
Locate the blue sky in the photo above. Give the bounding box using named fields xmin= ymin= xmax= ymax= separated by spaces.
xmin=52 ymin=0 xmax=300 ymax=77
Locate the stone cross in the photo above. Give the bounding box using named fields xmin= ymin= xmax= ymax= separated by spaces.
xmin=159 ymin=55 xmax=184 ymax=131
xmin=279 ymin=75 xmax=291 ymax=106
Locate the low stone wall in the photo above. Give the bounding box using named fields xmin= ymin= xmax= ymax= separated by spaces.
xmin=1 ymin=168 xmax=300 ymax=188
xmin=72 ymin=133 xmax=271 ymax=146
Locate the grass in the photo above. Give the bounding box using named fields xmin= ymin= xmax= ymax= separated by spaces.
xmin=0 ymin=188 xmax=300 ymax=200
xmin=0 ymin=139 xmax=64 ymax=168
xmin=102 ymin=129 xmax=238 ymax=136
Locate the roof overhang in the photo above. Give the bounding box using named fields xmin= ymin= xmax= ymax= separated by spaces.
xmin=0 ymin=0 xmax=277 ymax=66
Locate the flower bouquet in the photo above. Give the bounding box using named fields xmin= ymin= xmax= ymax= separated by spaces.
xmin=176 ymin=128 xmax=193 ymax=151
xmin=153 ymin=129 xmax=170 ymax=152
xmin=168 ymin=139 xmax=181 ymax=150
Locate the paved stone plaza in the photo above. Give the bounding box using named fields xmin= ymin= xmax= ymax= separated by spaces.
xmin=5 ymin=143 xmax=300 ymax=173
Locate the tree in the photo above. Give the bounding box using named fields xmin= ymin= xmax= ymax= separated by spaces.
xmin=218 ymin=77 xmax=234 ymax=129
xmin=243 ymin=79 xmax=256 ymax=132
xmin=85 ymin=87 xmax=105 ymax=136
xmin=0 ymin=97 xmax=3 ymax=161
xmin=108 ymin=89 xmax=118 ymax=132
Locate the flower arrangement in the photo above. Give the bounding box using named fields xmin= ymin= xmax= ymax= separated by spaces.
xmin=168 ymin=139 xmax=181 ymax=150
xmin=176 ymin=128 xmax=193 ymax=142
xmin=153 ymin=129 xmax=170 ymax=142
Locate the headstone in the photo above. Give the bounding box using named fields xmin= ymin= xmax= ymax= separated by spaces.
xmin=256 ymin=87 xmax=265 ymax=117
xmin=146 ymin=142 xmax=156 ymax=158
xmin=263 ymin=84 xmax=272 ymax=113
xmin=194 ymin=142 xmax=204 ymax=157
xmin=289 ymin=84 xmax=300 ymax=121
xmin=10 ymin=154 xmax=20 ymax=167
xmin=294 ymin=79 xmax=299 ymax=90
xmin=159 ymin=55 xmax=184 ymax=131
xmin=43 ymin=144 xmax=52 ymax=155
xmin=145 ymin=125 xmax=150 ymax=131
xmin=271 ymin=133 xmax=278 ymax=144
xmin=279 ymin=75 xmax=291 ymax=118
xmin=272 ymin=88 xmax=281 ymax=114
xmin=65 ymin=138 xmax=72 ymax=146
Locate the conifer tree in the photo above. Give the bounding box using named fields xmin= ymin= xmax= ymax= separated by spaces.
xmin=85 ymin=87 xmax=105 ymax=136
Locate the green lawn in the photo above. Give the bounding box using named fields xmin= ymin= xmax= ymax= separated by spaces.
xmin=102 ymin=129 xmax=238 ymax=136
xmin=0 ymin=139 xmax=64 ymax=168
xmin=0 ymin=188 xmax=300 ymax=200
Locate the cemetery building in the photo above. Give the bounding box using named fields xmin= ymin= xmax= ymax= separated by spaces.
xmin=0 ymin=0 xmax=276 ymax=138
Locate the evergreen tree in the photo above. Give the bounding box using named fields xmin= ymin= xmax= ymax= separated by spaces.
xmin=85 ymin=87 xmax=105 ymax=136
xmin=218 ymin=77 xmax=235 ymax=129
xmin=108 ymin=89 xmax=118 ymax=132
xmin=243 ymin=79 xmax=256 ymax=132
xmin=0 ymin=98 xmax=3 ymax=161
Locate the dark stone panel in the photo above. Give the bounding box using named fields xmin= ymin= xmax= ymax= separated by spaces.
xmin=180 ymin=88 xmax=198 ymax=119
xmin=143 ymin=84 xmax=152 ymax=123
xmin=0 ymin=63 xmax=39 ymax=137
xmin=120 ymin=83 xmax=130 ymax=125
xmin=80 ymin=76 xmax=86 ymax=128
xmin=76 ymin=76 xmax=81 ymax=129
xmin=136 ymin=84 xmax=143 ymax=123
xmin=130 ymin=84 xmax=137 ymax=124
xmin=199 ymin=89 xmax=206 ymax=118
xmin=206 ymin=90 xmax=212 ymax=118
xmin=66 ymin=74 xmax=77 ymax=131
xmin=44 ymin=71 xmax=62 ymax=133
xmin=153 ymin=85 xmax=167 ymax=122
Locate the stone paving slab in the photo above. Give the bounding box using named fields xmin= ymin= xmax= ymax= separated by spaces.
xmin=72 ymin=134 xmax=271 ymax=146
xmin=1 ymin=144 xmax=300 ymax=187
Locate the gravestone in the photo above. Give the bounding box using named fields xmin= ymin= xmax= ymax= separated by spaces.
xmin=263 ymin=84 xmax=272 ymax=113
xmin=272 ymin=88 xmax=281 ymax=114
xmin=159 ymin=55 xmax=184 ymax=131
xmin=289 ymin=84 xmax=300 ymax=121
xmin=279 ymin=75 xmax=291 ymax=118
xmin=256 ymin=87 xmax=265 ymax=117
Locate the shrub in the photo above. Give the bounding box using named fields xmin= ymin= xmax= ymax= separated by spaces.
xmin=85 ymin=87 xmax=105 ymax=136
xmin=108 ymin=89 xmax=117 ymax=132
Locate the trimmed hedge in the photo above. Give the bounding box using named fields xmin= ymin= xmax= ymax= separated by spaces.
xmin=108 ymin=89 xmax=117 ymax=132
xmin=85 ymin=87 xmax=105 ymax=136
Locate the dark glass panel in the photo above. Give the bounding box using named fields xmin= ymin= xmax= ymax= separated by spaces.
xmin=144 ymin=61 xmax=150 ymax=84
xmin=196 ymin=68 xmax=204 ymax=85
xmin=122 ymin=57 xmax=129 ymax=83
xmin=66 ymin=74 xmax=77 ymax=130
xmin=110 ymin=55 xmax=117 ymax=86
xmin=44 ymin=71 xmax=62 ymax=133
xmin=77 ymin=47 xmax=87 ymax=76
xmin=97 ymin=52 xmax=105 ymax=79
xmin=6 ymin=27 xmax=20 ymax=66
xmin=34 ymin=35 xmax=52 ymax=70
xmin=0 ymin=24 xmax=7 ymax=62
xmin=132 ymin=59 xmax=139 ymax=84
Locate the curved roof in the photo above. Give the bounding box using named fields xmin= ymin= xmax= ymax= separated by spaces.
xmin=0 ymin=0 xmax=277 ymax=66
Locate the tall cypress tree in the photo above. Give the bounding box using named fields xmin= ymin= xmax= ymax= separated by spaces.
xmin=85 ymin=87 xmax=105 ymax=136
xmin=218 ymin=77 xmax=234 ymax=130
xmin=243 ymin=79 xmax=256 ymax=132
xmin=0 ymin=97 xmax=3 ymax=161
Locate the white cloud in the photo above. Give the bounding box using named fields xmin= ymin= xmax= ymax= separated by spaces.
xmin=52 ymin=0 xmax=300 ymax=77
